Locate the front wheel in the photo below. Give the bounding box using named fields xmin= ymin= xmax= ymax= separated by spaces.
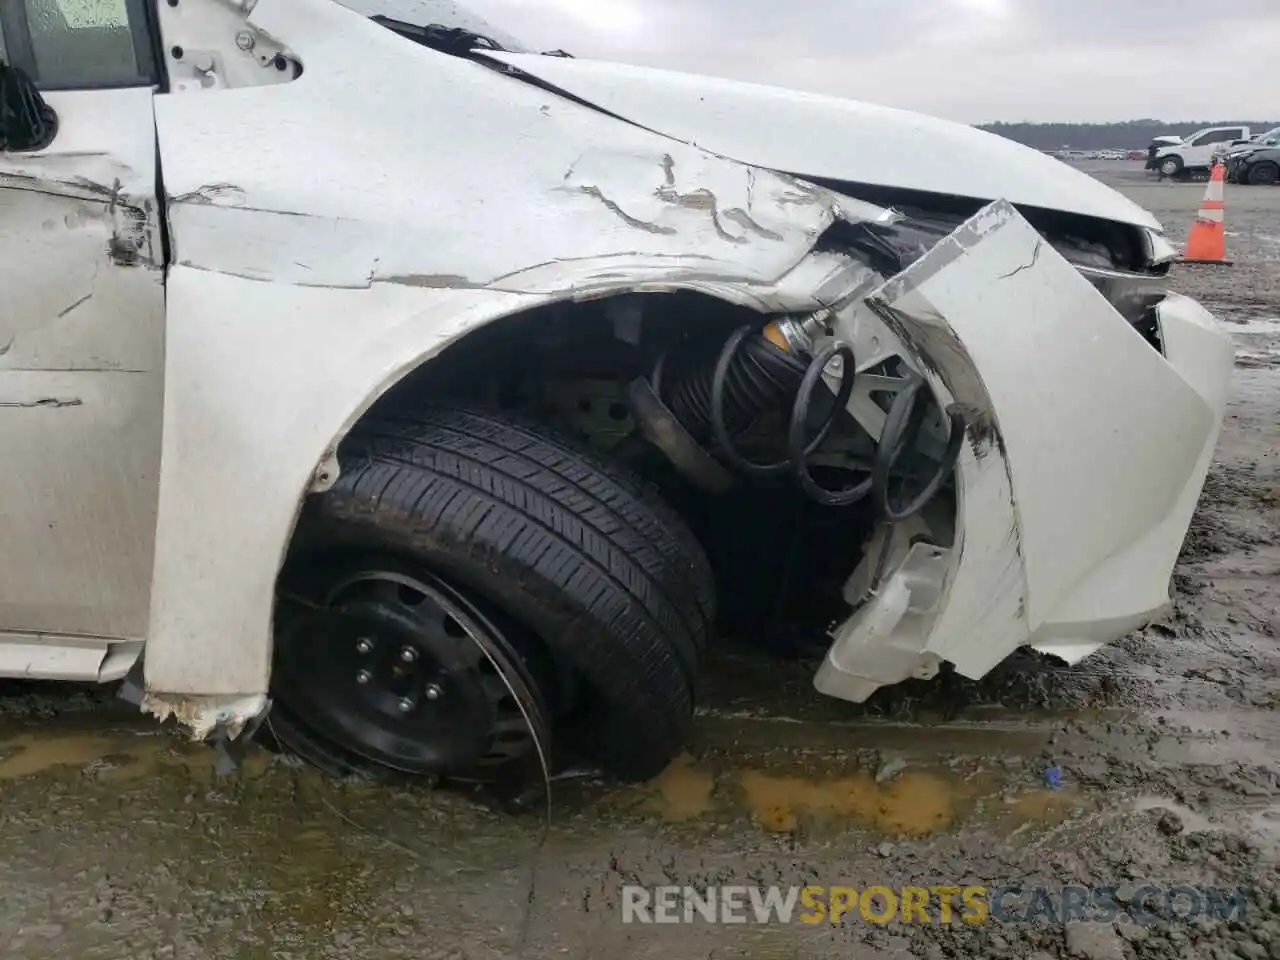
xmin=274 ymin=404 xmax=716 ymax=783
xmin=1159 ymin=156 xmax=1184 ymax=178
xmin=1247 ymin=161 xmax=1280 ymax=185
xmin=270 ymin=558 xmax=561 ymax=784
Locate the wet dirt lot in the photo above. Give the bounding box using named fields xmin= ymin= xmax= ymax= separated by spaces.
xmin=1 ymin=163 xmax=1278 ymax=960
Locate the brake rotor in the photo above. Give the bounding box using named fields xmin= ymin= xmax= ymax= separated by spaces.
xmin=274 ymin=564 xmax=554 ymax=781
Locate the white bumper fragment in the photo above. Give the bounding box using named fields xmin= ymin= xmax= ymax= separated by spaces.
xmin=141 ymin=692 xmax=270 ymax=741
xmin=815 ymin=200 xmax=1234 ymax=702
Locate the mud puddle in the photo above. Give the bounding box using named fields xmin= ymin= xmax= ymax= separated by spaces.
xmin=0 ymin=707 xmax=1096 ymax=845
xmin=0 ymin=725 xmax=198 ymax=781
xmin=630 ymin=752 xmax=1088 ymax=838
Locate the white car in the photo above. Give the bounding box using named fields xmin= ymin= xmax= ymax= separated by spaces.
xmin=0 ymin=0 xmax=1234 ymax=787
xmin=1149 ymin=125 xmax=1254 ymax=178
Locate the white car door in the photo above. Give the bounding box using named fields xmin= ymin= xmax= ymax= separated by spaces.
xmin=1180 ymin=130 xmax=1217 ymax=168
xmin=0 ymin=0 xmax=164 ymax=678
xmin=1185 ymin=128 xmax=1244 ymax=168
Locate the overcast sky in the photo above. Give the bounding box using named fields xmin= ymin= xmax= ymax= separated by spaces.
xmin=456 ymin=0 xmax=1280 ymax=124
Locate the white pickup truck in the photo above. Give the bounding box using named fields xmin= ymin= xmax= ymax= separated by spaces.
xmin=1147 ymin=126 xmax=1254 ymax=178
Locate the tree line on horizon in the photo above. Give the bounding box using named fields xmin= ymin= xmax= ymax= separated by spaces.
xmin=977 ymin=120 xmax=1280 ymax=151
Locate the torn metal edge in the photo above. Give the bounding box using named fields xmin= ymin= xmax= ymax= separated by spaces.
xmin=119 ymin=658 xmax=272 ymax=775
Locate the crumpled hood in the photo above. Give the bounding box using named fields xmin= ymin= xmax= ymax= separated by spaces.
xmin=485 ymin=52 xmax=1162 ymax=233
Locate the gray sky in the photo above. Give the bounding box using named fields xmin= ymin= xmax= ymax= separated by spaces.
xmin=458 ymin=0 xmax=1280 ymax=124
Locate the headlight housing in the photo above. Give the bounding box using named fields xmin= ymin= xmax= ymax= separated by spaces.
xmin=1077 ymin=264 xmax=1170 ymax=327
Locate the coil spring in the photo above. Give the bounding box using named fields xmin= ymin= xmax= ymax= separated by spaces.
xmin=659 ymin=325 xmax=968 ymax=521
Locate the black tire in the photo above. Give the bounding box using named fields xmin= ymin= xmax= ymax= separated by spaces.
xmin=286 ymin=404 xmax=716 ymax=781
xmin=1159 ymin=156 xmax=1184 ymax=179
xmin=1247 ymin=161 xmax=1280 ymax=186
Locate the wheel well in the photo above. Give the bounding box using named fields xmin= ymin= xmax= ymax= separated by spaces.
xmin=365 ymin=290 xmax=757 ymax=414
xmin=288 ymin=289 xmax=952 ymax=660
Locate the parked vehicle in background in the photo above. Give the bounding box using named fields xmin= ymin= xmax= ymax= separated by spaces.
xmin=1146 ymin=135 xmax=1185 ymax=170
xmin=1228 ymin=144 xmax=1280 ymax=185
xmin=1225 ymin=126 xmax=1280 ymax=184
xmin=1149 ymin=126 xmax=1253 ymax=178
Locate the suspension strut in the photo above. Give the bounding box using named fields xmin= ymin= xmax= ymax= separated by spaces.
xmin=625 ymin=315 xmax=968 ymax=522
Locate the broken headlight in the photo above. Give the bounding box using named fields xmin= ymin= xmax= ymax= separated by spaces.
xmin=1076 ymin=264 xmax=1170 ymax=328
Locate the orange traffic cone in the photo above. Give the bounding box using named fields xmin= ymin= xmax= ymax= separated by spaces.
xmin=1179 ymin=160 xmax=1231 ymax=265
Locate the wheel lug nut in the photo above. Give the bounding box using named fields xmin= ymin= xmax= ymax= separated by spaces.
xmin=356 ymin=669 xmax=371 ymax=684
xmin=400 ymin=647 xmax=417 ymax=664
xmin=397 ymin=698 xmax=414 ymax=713
xmin=425 ymin=684 xmax=442 ymax=701
xmin=356 ymin=638 xmax=373 ymax=654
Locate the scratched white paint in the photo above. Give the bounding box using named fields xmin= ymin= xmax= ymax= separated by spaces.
xmin=482 ymin=52 xmax=1165 ymax=234
xmin=156 ymin=3 xmax=841 ymax=291
xmin=0 ymin=87 xmax=164 ymax=642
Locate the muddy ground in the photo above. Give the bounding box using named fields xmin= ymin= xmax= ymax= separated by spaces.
xmin=0 ymin=163 xmax=1277 ymax=960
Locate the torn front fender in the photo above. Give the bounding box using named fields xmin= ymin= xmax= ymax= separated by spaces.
xmin=143 ymin=0 xmax=891 ymax=711
xmin=815 ymin=200 xmax=1232 ymax=701
xmin=140 ymin=250 xmax=883 ymax=706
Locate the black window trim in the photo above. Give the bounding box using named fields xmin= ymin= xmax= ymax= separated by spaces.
xmin=0 ymin=0 xmax=160 ymax=91
xmin=0 ymin=0 xmax=38 ymax=74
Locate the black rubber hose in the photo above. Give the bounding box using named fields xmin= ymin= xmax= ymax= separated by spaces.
xmin=871 ymin=375 xmax=968 ymax=523
xmin=786 ymin=341 xmax=873 ymax=506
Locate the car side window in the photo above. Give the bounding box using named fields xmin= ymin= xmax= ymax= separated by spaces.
xmin=0 ymin=0 xmax=157 ymax=90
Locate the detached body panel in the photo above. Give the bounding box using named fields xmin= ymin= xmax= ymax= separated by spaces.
xmin=817 ymin=203 xmax=1231 ymax=699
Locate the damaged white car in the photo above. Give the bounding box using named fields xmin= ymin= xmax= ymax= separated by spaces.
xmin=0 ymin=0 xmax=1234 ymax=788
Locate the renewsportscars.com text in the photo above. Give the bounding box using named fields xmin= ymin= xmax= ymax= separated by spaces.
xmin=620 ymin=884 xmax=1252 ymax=926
